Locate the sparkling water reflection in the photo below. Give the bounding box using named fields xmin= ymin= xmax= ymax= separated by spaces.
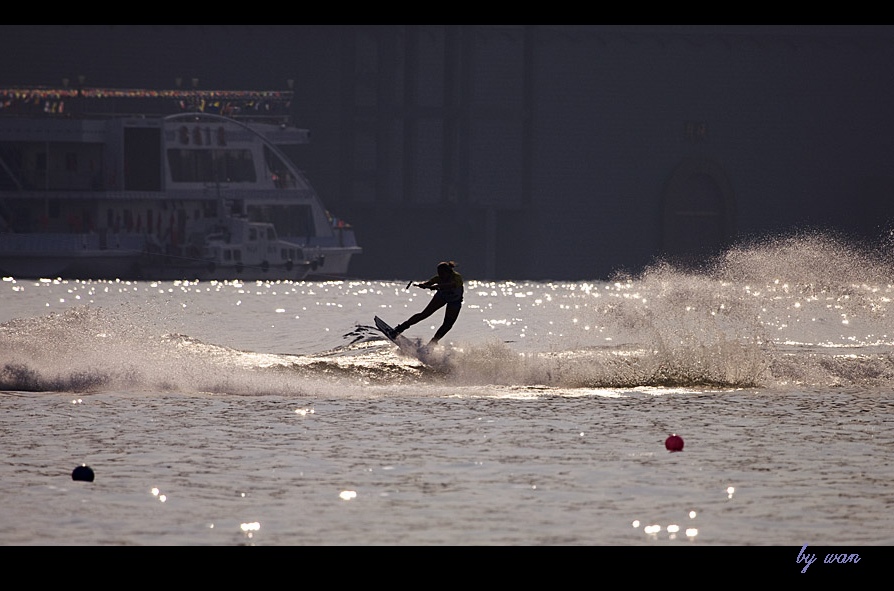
xmin=1 ymin=233 xmax=893 ymax=546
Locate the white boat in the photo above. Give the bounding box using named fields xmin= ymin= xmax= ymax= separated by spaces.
xmin=138 ymin=217 xmax=323 ymax=281
xmin=0 ymin=86 xmax=361 ymax=281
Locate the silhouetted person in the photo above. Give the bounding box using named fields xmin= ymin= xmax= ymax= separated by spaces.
xmin=394 ymin=261 xmax=464 ymax=346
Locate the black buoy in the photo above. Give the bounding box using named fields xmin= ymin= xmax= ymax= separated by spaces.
xmin=72 ymin=464 xmax=94 ymax=482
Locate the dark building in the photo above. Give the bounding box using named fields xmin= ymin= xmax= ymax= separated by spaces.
xmin=2 ymin=25 xmax=894 ymax=280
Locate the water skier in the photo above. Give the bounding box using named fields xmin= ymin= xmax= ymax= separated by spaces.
xmin=394 ymin=260 xmax=464 ymax=346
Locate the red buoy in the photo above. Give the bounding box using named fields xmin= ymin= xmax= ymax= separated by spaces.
xmin=665 ymin=434 xmax=684 ymax=452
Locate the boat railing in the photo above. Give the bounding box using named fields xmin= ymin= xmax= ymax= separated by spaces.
xmin=0 ymin=87 xmax=295 ymax=125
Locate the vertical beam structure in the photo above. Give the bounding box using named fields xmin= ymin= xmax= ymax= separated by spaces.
xmin=403 ymin=26 xmax=417 ymax=204
xmin=442 ymin=26 xmax=459 ymax=205
xmin=521 ymin=25 xmax=534 ymax=208
xmin=376 ymin=28 xmax=395 ymax=207
xmin=457 ymin=26 xmax=471 ymax=207
xmin=338 ymin=27 xmax=356 ymax=206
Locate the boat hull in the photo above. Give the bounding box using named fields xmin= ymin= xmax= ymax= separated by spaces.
xmin=0 ymin=252 xmax=317 ymax=282
xmin=0 ymin=251 xmax=141 ymax=280
xmin=307 ymin=246 xmax=363 ymax=279
xmin=0 ymin=233 xmax=143 ymax=280
xmin=134 ymin=257 xmax=313 ymax=282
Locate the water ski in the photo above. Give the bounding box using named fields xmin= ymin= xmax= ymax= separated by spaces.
xmin=374 ymin=315 xmax=431 ymax=362
xmin=374 ymin=315 xmax=401 ymax=343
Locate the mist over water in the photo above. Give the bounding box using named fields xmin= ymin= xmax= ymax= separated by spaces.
xmin=1 ymin=231 xmax=893 ymax=395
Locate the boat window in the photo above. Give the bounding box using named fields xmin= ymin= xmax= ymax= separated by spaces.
xmin=249 ymin=228 xmax=257 ymax=241
xmin=223 ymin=150 xmax=256 ymax=183
xmin=201 ymin=201 xmax=217 ymax=219
xmin=263 ymin=145 xmax=297 ymax=189
xmin=233 ymin=250 xmax=242 ymax=262
xmin=167 ymin=149 xmax=256 ymax=183
xmin=247 ymin=204 xmax=314 ymax=238
xmin=48 ymin=200 xmax=61 ymax=220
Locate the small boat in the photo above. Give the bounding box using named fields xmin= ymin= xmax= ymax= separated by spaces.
xmin=0 ymin=86 xmax=361 ymax=281
xmin=137 ymin=217 xmax=322 ymax=281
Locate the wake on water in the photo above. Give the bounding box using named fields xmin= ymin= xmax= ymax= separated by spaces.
xmin=2 ymin=231 xmax=894 ymax=395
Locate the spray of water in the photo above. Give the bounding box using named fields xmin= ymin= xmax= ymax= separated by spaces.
xmin=0 ymin=304 xmax=314 ymax=395
xmin=3 ymin=231 xmax=892 ymax=394
xmin=441 ymin=231 xmax=894 ymax=390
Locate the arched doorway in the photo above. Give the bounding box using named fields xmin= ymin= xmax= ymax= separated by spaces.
xmin=661 ymin=157 xmax=736 ymax=269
